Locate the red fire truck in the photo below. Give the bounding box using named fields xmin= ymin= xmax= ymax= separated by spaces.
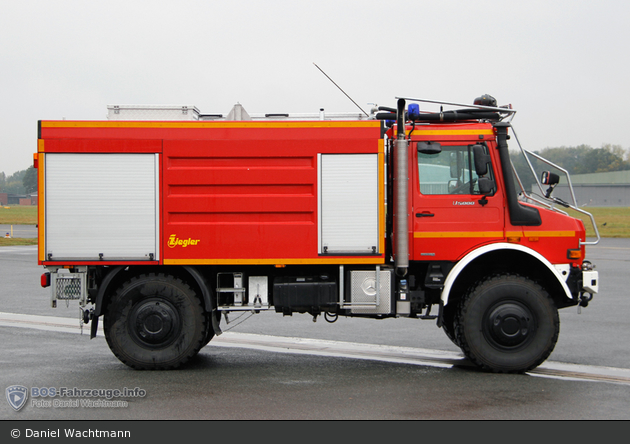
xmin=36 ymin=96 xmax=599 ymax=372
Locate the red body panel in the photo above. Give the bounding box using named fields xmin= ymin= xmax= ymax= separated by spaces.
xmin=38 ymin=119 xmax=584 ymax=268
xmin=519 ymin=207 xmax=586 ymax=265
xmin=38 ymin=120 xmax=384 ymax=265
xmin=41 ymin=138 xmax=163 ymax=153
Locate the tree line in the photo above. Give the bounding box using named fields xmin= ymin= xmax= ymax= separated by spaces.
xmin=0 ymin=167 xmax=37 ymax=195
xmin=511 ymin=144 xmax=629 ymax=191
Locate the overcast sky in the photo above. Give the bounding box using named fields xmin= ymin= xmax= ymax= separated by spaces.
xmin=2 ymin=0 xmax=629 ymax=176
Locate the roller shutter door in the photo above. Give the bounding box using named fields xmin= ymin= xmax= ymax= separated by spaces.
xmin=45 ymin=153 xmax=159 ymax=261
xmin=319 ymin=154 xmax=379 ymax=254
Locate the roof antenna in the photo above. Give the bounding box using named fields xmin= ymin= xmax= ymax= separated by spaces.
xmin=313 ymin=63 xmax=369 ymax=117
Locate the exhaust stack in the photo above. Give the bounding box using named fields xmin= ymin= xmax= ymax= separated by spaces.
xmin=394 ymin=98 xmax=409 ymax=276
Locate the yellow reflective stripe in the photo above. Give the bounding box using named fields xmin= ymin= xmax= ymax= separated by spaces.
xmin=378 ymin=145 xmax=386 ymax=255
xmin=414 ymin=232 xmax=503 ymax=238
xmin=38 ymin=152 xmax=45 ymax=262
xmin=414 ymin=231 xmax=575 ymax=239
xmin=164 ymin=257 xmax=385 ymax=265
xmin=408 ymin=129 xmax=494 ymax=136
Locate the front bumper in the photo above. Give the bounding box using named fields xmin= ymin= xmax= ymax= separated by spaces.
xmin=582 ymin=270 xmax=598 ymax=294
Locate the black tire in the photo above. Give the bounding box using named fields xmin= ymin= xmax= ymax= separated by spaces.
xmin=104 ymin=273 xmax=208 ymax=370
xmin=456 ymin=274 xmax=559 ymax=373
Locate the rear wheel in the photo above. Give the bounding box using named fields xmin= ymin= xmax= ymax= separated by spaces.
xmin=104 ymin=273 xmax=208 ymax=370
xmin=456 ymin=274 xmax=559 ymax=373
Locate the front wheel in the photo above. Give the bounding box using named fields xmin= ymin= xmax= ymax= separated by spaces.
xmin=456 ymin=274 xmax=559 ymax=373
xmin=104 ymin=273 xmax=208 ymax=370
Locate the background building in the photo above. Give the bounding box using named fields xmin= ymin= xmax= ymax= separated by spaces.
xmin=551 ymin=170 xmax=630 ymax=207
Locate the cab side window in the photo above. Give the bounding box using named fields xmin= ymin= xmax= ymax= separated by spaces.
xmin=418 ymin=145 xmax=494 ymax=195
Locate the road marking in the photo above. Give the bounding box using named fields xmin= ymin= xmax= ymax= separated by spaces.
xmin=0 ymin=246 xmax=38 ymax=254
xmin=0 ymin=312 xmax=88 ymax=335
xmin=2 ymin=311 xmax=630 ymax=386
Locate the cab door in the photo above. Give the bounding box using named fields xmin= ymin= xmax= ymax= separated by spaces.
xmin=411 ymin=142 xmax=505 ymax=261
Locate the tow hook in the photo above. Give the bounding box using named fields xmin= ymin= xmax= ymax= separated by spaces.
xmin=79 ymin=308 xmax=94 ymax=335
xmin=577 ymin=292 xmax=593 ymax=313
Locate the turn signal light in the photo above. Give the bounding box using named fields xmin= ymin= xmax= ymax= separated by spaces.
xmin=567 ymin=249 xmax=582 ymax=260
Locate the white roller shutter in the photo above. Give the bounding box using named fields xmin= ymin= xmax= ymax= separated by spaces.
xmin=319 ymin=154 xmax=379 ymax=254
xmin=45 ymin=153 xmax=159 ymax=261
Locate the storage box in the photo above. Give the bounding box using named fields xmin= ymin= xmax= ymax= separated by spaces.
xmin=273 ymin=276 xmax=337 ymax=313
xmin=349 ymin=269 xmax=393 ymax=315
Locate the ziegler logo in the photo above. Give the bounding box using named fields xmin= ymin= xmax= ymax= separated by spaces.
xmin=453 ymin=201 xmax=475 ymax=206
xmin=168 ymin=235 xmax=201 ymax=248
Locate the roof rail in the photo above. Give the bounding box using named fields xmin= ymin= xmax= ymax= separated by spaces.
xmin=375 ymin=96 xmax=517 ymax=124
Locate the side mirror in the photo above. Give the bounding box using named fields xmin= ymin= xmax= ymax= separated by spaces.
xmin=541 ymin=171 xmax=560 ymax=186
xmin=417 ymin=141 xmax=441 ymax=155
xmin=541 ymin=171 xmax=560 ymax=198
xmin=472 ymin=144 xmax=491 ymax=176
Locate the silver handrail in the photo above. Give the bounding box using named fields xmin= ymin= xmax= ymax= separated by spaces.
xmin=509 ymin=126 xmax=600 ymax=246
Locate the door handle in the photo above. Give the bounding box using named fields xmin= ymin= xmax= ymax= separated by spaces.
xmin=416 ymin=212 xmax=434 ymax=217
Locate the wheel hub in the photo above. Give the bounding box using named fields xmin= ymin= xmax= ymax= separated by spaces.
xmin=129 ymin=298 xmax=181 ymax=348
xmin=485 ymin=302 xmax=535 ymax=349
